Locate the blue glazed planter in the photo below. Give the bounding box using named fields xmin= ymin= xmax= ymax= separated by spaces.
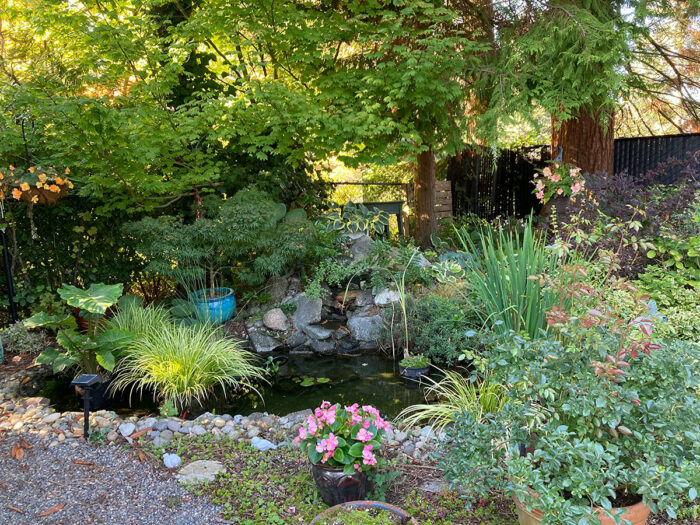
xmin=190 ymin=287 xmax=236 ymax=324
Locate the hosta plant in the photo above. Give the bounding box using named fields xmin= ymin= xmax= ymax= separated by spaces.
xmin=295 ymin=402 xmax=391 ymax=474
xmin=444 ymin=286 xmax=700 ymax=524
xmin=28 ymin=283 xmax=130 ymax=375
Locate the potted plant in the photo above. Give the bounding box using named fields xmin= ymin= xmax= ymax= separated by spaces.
xmin=398 ymin=354 xmax=431 ymax=380
xmin=295 ymin=401 xmax=392 ymax=506
xmin=26 ymin=283 xmax=132 ymax=408
xmin=444 ymin=283 xmax=700 ymax=524
xmin=310 ymin=501 xmax=418 ymax=524
xmin=0 ymin=165 xmax=73 ymax=238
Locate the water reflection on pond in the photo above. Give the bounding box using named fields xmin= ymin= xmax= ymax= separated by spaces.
xmin=43 ymin=353 xmax=428 ymax=419
xmin=208 ymin=353 xmax=428 ymax=418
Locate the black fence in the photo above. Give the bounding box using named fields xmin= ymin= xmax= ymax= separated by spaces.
xmin=448 ymin=133 xmax=700 ymax=219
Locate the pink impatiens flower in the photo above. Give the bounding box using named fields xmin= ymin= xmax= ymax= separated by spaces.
xmin=536 ymin=191 xmax=544 ymax=202
xmin=571 ymin=182 xmax=582 ymax=194
xmin=556 ymin=188 xmax=564 ymax=195
xmin=551 ymin=173 xmax=561 ymax=182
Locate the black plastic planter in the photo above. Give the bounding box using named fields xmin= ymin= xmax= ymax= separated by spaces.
xmin=399 ymin=365 xmax=430 ymax=380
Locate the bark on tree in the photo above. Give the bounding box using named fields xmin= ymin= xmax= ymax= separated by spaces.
xmin=414 ymin=146 xmax=436 ymax=248
xmin=552 ymin=108 xmax=615 ymax=175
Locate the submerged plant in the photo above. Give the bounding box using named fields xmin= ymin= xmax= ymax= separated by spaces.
xmin=110 ymin=323 xmax=265 ymax=410
xmin=397 ymin=370 xmax=506 ymax=434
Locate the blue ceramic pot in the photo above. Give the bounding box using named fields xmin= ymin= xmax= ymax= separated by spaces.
xmin=190 ymin=287 xmax=236 ymax=324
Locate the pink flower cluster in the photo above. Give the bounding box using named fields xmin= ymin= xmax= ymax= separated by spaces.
xmin=532 ymin=164 xmax=585 ymax=203
xmin=294 ymin=401 xmax=391 ymax=470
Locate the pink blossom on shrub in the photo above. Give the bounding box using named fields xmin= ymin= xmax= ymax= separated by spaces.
xmin=362 ymin=444 xmax=377 ymax=466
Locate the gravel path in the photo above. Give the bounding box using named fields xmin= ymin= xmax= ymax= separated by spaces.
xmin=0 ymin=432 xmax=223 ymax=525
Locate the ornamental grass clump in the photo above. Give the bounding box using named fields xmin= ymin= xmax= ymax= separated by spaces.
xmin=456 ymin=219 xmax=565 ymax=339
xmin=111 ymin=322 xmax=264 ymax=410
xmin=295 ymin=402 xmax=391 ymax=474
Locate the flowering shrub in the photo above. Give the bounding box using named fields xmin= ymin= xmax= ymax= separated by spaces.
xmin=0 ymin=165 xmax=73 ymax=204
xmin=295 ymin=402 xmax=391 ymax=474
xmin=532 ymin=162 xmax=584 ymax=203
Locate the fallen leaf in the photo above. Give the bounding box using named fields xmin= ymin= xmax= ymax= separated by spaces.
xmin=19 ymin=437 xmax=32 ymax=449
xmin=72 ymin=459 xmax=95 ymax=467
xmin=37 ymin=502 xmax=65 ymax=517
xmin=6 ymin=505 xmax=24 ymax=514
xmin=21 ymin=377 xmax=31 ymax=385
xmin=130 ymin=427 xmax=152 ymax=440
xmin=11 ymin=356 xmax=22 ymax=362
xmin=11 ymin=443 xmax=24 ymax=460
xmin=137 ymin=450 xmax=146 ymax=463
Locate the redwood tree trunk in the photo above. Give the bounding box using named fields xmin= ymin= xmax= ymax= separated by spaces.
xmin=414 ymin=146 xmax=436 ymax=248
xmin=552 ymin=109 xmax=615 ymax=175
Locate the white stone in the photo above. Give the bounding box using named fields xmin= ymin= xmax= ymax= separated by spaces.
xmin=374 ymin=288 xmax=400 ymax=306
xmin=177 ymin=460 xmax=225 ymax=484
xmin=251 ymin=437 xmax=277 ymax=451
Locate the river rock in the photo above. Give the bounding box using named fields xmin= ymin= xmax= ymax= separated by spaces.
xmin=177 ymin=460 xmax=225 ymax=484
xmin=347 ymin=308 xmax=384 ymax=342
xmin=163 ymin=453 xmax=182 ymax=469
xmin=374 ymin=288 xmax=400 ymax=306
xmin=263 ymin=308 xmax=289 ymax=332
xmin=291 ymin=295 xmax=322 ymax=327
xmin=354 ymin=290 xmax=375 ymax=307
xmin=284 ymin=329 xmax=307 ymax=349
xmin=310 ymin=339 xmax=336 ymax=354
xmin=251 ymin=436 xmax=277 ymax=451
xmin=118 ymin=422 xmax=135 ymax=437
xmin=249 ymin=332 xmax=282 ymax=353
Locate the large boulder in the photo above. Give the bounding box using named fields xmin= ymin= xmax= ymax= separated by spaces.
xmin=347 ymin=306 xmax=384 ymax=342
xmin=291 ymin=294 xmax=323 ymax=327
xmin=266 ymin=276 xmax=289 ymax=302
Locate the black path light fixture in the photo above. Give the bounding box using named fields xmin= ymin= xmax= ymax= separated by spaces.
xmin=71 ymin=374 xmax=103 ymax=440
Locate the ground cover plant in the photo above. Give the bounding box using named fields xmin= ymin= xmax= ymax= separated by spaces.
xmin=147 ymin=433 xmax=517 ymax=525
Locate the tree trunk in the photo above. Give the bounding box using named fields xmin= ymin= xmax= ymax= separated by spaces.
xmin=552 ymin=108 xmax=615 ymax=175
xmin=414 ymin=146 xmax=436 ymax=248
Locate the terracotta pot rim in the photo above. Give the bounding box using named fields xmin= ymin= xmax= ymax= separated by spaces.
xmin=514 ymin=495 xmax=651 ymax=523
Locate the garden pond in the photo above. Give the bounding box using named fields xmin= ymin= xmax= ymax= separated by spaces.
xmin=40 ymin=353 xmax=428 ymax=419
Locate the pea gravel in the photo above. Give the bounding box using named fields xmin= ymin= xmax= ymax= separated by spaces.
xmin=0 ymin=432 xmax=224 ymax=525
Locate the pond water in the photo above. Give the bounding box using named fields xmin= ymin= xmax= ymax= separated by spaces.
xmin=42 ymin=353 xmax=429 ymax=419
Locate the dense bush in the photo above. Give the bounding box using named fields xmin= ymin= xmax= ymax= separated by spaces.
xmin=607 ymin=266 xmax=700 ymax=341
xmin=555 ymin=153 xmax=699 ymax=277
xmin=125 ymin=188 xmax=314 ymax=290
xmin=0 ymin=321 xmax=52 ymax=355
xmin=381 ymin=295 xmax=481 ymax=365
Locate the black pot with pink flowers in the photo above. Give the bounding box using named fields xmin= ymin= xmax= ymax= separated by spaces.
xmin=296 ymin=401 xmax=391 ymax=506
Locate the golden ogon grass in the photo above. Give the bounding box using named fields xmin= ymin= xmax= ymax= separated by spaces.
xmin=397 ymin=369 xmax=507 ymax=434
xmin=111 ymin=320 xmax=265 ymax=410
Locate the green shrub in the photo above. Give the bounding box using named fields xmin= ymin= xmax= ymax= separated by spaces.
xmin=125 ymin=187 xmax=314 ymax=290
xmin=111 ymin=323 xmax=265 ymax=410
xmin=381 ymin=295 xmax=481 ymax=365
xmin=607 ymin=266 xmax=700 ymax=341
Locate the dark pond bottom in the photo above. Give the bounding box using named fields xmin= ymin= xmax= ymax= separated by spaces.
xmin=40 ymin=354 xmax=429 ymax=419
